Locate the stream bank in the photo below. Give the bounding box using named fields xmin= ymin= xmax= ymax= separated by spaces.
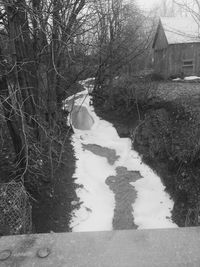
xmin=68 ymin=80 xmax=176 ymax=231
xmin=92 ymin=81 xmax=200 ymax=227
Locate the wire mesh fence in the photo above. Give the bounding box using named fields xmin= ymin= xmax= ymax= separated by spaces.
xmin=0 ymin=181 xmax=32 ymax=235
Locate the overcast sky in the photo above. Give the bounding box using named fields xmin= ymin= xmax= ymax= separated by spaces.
xmin=136 ymin=0 xmax=160 ymax=10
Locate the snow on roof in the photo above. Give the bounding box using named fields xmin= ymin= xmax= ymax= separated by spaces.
xmin=160 ymin=17 xmax=200 ymax=44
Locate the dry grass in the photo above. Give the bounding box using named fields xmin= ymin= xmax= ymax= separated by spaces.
xmin=149 ymin=82 xmax=200 ymax=105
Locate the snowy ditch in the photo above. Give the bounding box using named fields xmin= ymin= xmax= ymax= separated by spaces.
xmin=65 ymin=79 xmax=177 ymax=232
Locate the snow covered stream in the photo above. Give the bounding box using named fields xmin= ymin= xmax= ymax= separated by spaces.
xmin=65 ymin=79 xmax=177 ymax=232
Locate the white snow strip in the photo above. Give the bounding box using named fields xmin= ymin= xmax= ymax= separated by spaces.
xmin=172 ymin=78 xmax=182 ymax=81
xmin=68 ymin=79 xmax=177 ymax=232
xmin=184 ymin=76 xmax=200 ymax=81
xmin=71 ymin=135 xmax=115 ymax=232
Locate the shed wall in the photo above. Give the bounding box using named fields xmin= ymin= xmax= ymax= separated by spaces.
xmin=153 ymin=49 xmax=168 ymax=78
xmin=153 ymin=22 xmax=169 ymax=78
xmin=167 ymin=43 xmax=200 ymax=78
xmin=153 ymin=43 xmax=200 ymax=79
xmin=153 ymin=23 xmax=168 ymax=51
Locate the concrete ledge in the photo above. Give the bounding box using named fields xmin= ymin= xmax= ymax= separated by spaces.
xmin=0 ymin=227 xmax=200 ymax=266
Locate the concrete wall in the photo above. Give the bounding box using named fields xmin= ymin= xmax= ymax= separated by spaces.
xmin=1 ymin=228 xmax=200 ymax=266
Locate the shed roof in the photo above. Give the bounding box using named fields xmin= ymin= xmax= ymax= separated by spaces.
xmin=160 ymin=17 xmax=200 ymax=44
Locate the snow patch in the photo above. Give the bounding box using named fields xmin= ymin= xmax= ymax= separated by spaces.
xmin=71 ymin=136 xmax=115 ymax=231
xmin=172 ymin=78 xmax=182 ymax=81
xmin=184 ymin=76 xmax=200 ymax=81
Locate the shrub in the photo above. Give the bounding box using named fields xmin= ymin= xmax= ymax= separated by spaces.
xmin=92 ymin=74 xmax=156 ymax=115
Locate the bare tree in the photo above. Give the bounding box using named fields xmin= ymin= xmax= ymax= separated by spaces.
xmin=89 ymin=0 xmax=153 ymax=91
xmin=0 ymin=0 xmax=87 ymax=186
xmin=0 ymin=0 xmax=154 ymax=188
xmin=174 ymin=0 xmax=200 ymax=21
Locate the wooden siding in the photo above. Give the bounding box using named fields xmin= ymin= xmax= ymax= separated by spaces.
xmin=167 ymin=43 xmax=200 ymax=78
xmin=153 ymin=40 xmax=200 ymax=79
xmin=153 ymin=22 xmax=168 ymax=51
xmin=154 ymin=49 xmax=168 ymax=78
xmin=153 ymin=18 xmax=200 ymax=79
xmin=153 ymin=20 xmax=169 ymax=78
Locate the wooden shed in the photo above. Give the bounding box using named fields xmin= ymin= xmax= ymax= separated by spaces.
xmin=153 ymin=17 xmax=200 ymax=79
